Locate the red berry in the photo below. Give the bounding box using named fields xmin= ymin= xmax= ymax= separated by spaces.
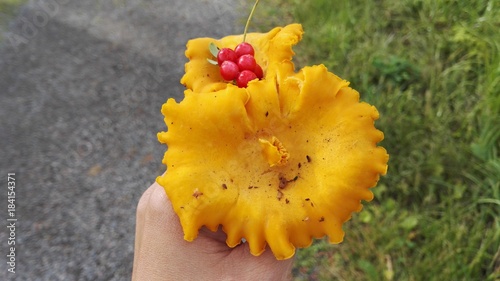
xmin=237 ymin=70 xmax=258 ymax=88
xmin=217 ymin=48 xmax=237 ymax=65
xmin=237 ymin=54 xmax=257 ymax=71
xmin=234 ymin=42 xmax=254 ymax=57
xmin=220 ymin=61 xmax=239 ymax=81
xmin=254 ymin=64 xmax=264 ymax=79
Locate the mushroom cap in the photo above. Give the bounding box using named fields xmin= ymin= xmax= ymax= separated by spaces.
xmin=157 ymin=24 xmax=389 ymax=260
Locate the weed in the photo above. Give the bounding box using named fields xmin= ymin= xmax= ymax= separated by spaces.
xmin=0 ymin=0 xmax=28 ymax=42
xmin=258 ymin=0 xmax=500 ymax=280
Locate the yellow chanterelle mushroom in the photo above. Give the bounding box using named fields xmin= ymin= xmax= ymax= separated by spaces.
xmin=157 ymin=24 xmax=389 ymax=260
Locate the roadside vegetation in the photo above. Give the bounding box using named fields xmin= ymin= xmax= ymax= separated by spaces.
xmin=254 ymin=0 xmax=499 ymax=280
xmin=0 ymin=0 xmax=27 ymax=42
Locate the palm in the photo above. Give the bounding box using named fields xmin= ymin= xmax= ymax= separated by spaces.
xmin=132 ymin=182 xmax=293 ymax=281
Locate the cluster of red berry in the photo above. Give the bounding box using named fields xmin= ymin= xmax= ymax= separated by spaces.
xmin=217 ymin=42 xmax=264 ymax=88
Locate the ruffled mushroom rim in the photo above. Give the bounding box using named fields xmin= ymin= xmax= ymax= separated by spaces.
xmin=180 ymin=24 xmax=303 ymax=94
xmin=157 ymin=24 xmax=389 ymax=260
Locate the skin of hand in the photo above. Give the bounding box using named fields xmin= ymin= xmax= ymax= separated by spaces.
xmin=132 ymin=182 xmax=294 ymax=281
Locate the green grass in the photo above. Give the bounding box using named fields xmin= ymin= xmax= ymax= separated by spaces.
xmin=254 ymin=0 xmax=500 ymax=280
xmin=0 ymin=0 xmax=27 ymax=42
xmin=0 ymin=0 xmax=24 ymax=10
xmin=0 ymin=0 xmax=26 ymax=19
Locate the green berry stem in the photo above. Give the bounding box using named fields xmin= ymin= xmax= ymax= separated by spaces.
xmin=243 ymin=0 xmax=260 ymax=42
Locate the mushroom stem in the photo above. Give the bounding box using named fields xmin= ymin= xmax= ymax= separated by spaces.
xmin=259 ymin=136 xmax=289 ymax=167
xmin=242 ymin=0 xmax=260 ymax=42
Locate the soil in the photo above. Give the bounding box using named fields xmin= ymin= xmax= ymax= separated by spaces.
xmin=0 ymin=0 xmax=243 ymax=279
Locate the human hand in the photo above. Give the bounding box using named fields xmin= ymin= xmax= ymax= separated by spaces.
xmin=132 ymin=182 xmax=294 ymax=281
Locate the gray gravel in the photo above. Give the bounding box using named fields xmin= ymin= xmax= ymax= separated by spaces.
xmin=0 ymin=0 xmax=245 ymax=280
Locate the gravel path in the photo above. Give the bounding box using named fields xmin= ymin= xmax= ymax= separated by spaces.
xmin=0 ymin=0 xmax=244 ymax=279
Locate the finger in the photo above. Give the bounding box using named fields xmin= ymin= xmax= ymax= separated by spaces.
xmin=133 ymin=182 xmax=177 ymax=280
xmin=134 ymin=182 xmax=157 ymax=254
xmin=199 ymin=226 xmax=228 ymax=244
xmin=226 ymin=241 xmax=295 ymax=281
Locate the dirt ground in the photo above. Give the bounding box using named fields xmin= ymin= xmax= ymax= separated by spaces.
xmin=0 ymin=0 xmax=243 ymax=279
